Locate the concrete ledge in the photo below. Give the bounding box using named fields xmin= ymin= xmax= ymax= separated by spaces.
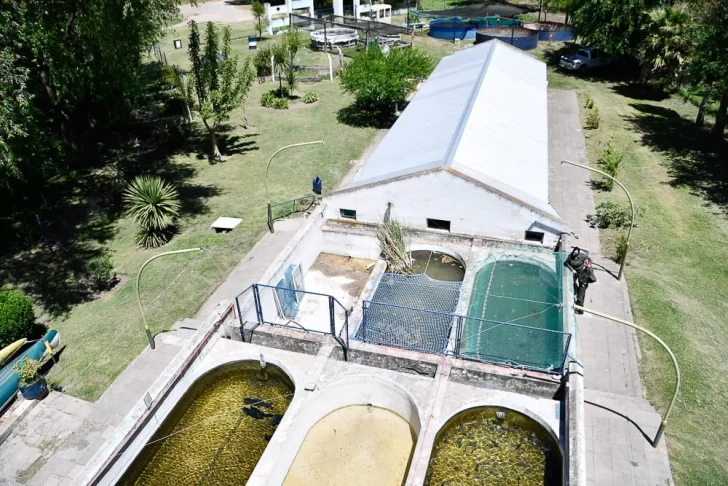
xmin=248 ymin=324 xmax=329 ymax=355
xmin=566 ymin=361 xmax=586 ymax=486
xmin=0 ymin=395 xmax=38 ymax=445
xmin=449 ymin=358 xmax=563 ymax=399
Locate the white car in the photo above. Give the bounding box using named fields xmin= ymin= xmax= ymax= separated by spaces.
xmin=559 ymin=48 xmax=616 ymax=72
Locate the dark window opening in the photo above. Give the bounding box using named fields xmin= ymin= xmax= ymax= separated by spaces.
xmin=340 ymin=209 xmax=357 ymax=220
xmin=525 ymin=230 xmax=545 ymax=243
xmin=427 ymin=218 xmax=451 ymax=232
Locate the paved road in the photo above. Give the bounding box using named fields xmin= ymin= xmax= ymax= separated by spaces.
xmin=548 ymin=89 xmax=673 ymax=486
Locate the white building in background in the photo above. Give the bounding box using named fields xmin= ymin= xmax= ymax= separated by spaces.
xmin=264 ymin=0 xmax=314 ymax=35
xmin=324 ymin=40 xmax=568 ymax=247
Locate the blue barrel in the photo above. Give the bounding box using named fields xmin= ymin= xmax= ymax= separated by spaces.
xmin=312 ymin=177 xmax=322 ymax=195
xmin=248 ymin=36 xmax=257 ymax=50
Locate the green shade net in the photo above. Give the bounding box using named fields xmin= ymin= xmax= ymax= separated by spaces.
xmin=460 ymin=253 xmax=568 ymax=371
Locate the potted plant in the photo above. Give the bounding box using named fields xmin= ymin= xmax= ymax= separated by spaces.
xmin=12 ymin=357 xmax=49 ymax=400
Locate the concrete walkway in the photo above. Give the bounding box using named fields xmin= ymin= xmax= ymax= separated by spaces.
xmin=548 ymin=89 xmax=673 ymax=485
xmin=0 ymin=327 xmax=195 ymax=486
xmin=0 ymin=220 xmax=307 ymax=485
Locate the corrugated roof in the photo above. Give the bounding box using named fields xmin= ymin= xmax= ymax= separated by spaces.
xmin=346 ymin=40 xmax=556 ymax=217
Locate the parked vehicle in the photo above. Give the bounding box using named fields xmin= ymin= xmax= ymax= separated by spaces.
xmin=559 ymin=48 xmax=616 ymax=71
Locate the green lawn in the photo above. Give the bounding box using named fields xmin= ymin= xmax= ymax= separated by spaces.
xmin=28 ymin=22 xmax=378 ymax=401
xmin=536 ymin=43 xmax=728 ymax=484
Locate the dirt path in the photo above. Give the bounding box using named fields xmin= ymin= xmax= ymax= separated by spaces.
xmin=175 ymin=1 xmax=254 ymax=27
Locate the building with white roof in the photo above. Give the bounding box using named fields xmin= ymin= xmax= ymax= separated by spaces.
xmin=324 ymin=40 xmax=567 ymax=246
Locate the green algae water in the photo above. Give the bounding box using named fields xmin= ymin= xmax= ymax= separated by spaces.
xmin=424 ymin=407 xmax=562 ymax=486
xmin=119 ymin=361 xmax=294 ymax=486
xmin=410 ymin=250 xmax=465 ymax=282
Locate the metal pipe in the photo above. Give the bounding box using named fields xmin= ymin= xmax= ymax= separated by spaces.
xmin=575 ymin=304 xmax=680 ymax=447
xmin=561 ymin=159 xmax=635 ymax=280
xmin=264 ymin=140 xmax=325 ymax=204
xmin=136 ymin=247 xmax=203 ymax=349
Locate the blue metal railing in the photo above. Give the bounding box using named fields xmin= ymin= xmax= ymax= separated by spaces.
xmin=234 ymin=283 xmax=350 ymax=359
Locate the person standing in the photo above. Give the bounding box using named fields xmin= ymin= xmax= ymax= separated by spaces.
xmin=565 ymin=247 xmax=588 ymax=293
xmin=574 ymin=258 xmax=597 ymax=314
xmin=565 ymin=247 xmax=588 ymax=274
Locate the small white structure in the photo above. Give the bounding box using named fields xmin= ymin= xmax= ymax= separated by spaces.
xmin=324 ymin=40 xmax=568 ymax=247
xmin=264 ymin=0 xmax=314 ymax=35
xmin=358 ymin=4 xmax=392 ymax=23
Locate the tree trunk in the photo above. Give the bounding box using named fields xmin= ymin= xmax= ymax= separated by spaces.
xmin=184 ymin=102 xmax=193 ymax=124
xmin=711 ymin=92 xmax=728 ymax=139
xmin=209 ymin=128 xmax=222 ymax=161
xmin=696 ymin=91 xmax=710 ymax=127
xmin=242 ymin=104 xmax=249 ymax=129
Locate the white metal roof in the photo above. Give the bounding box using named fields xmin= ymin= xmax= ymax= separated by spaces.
xmin=346 ymin=40 xmax=557 ymax=217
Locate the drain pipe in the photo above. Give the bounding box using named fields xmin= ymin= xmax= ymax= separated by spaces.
xmin=575 ymin=304 xmax=679 ymax=447
xmin=561 ymin=159 xmax=634 ymax=281
xmin=136 ymin=247 xmax=203 ymax=349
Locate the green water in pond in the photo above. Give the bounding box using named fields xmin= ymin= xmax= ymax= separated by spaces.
xmin=424 ymin=407 xmax=562 ymax=486
xmin=119 ymin=361 xmax=294 ymax=486
xmin=410 ymin=250 xmax=465 ymax=282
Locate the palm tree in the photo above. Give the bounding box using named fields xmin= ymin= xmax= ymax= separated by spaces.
xmin=124 ymin=176 xmax=181 ymax=248
xmin=640 ymin=6 xmax=693 ymax=86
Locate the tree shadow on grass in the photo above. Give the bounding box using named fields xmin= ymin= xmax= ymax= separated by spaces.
xmin=187 ymin=125 xmax=260 ymax=162
xmin=625 ymin=102 xmax=728 ymax=213
xmin=337 ymin=104 xmax=398 ymax=129
xmin=0 ymin=66 xmax=226 ymax=318
xmin=611 ymin=83 xmax=670 ymax=102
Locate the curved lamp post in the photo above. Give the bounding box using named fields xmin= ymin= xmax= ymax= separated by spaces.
xmin=561 ymin=159 xmax=634 ymax=280
xmin=575 ymin=304 xmax=680 ymax=447
xmin=136 ymin=247 xmax=204 ymax=349
xmin=264 ymin=140 xmax=325 ymax=203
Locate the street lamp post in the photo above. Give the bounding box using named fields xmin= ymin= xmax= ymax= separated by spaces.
xmin=136 ymin=247 xmax=204 ymax=349
xmin=575 ymin=304 xmax=680 ymax=447
xmin=264 ymin=140 xmax=325 ymax=233
xmin=561 ymin=159 xmax=635 ymax=280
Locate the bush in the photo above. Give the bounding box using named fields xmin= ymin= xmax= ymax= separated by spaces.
xmin=585 ymin=108 xmax=601 ymax=129
xmin=158 ymin=64 xmax=178 ymax=89
xmin=272 ymin=97 xmax=289 ymax=110
xmin=12 ymin=357 xmax=40 ymax=387
xmin=254 ymin=46 xmax=273 ymax=78
xmin=124 ymin=176 xmax=180 ymax=248
xmin=584 ymin=96 xmax=594 ymax=109
xmin=588 ymin=201 xmax=632 ymax=228
xmin=0 ymin=291 xmax=36 ymax=349
xmin=615 ymin=234 xmax=629 ymax=264
xmin=260 ymin=90 xmax=277 ymax=107
xmin=302 ymin=91 xmax=319 ymax=104
xmin=597 ymin=138 xmax=623 ymax=190
xmin=87 ymin=254 xmax=116 ymax=291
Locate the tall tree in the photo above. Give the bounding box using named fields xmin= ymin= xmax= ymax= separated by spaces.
xmin=571 ymin=0 xmax=649 ymax=55
xmin=252 ymin=0 xmax=267 ymax=40
xmin=0 ymin=0 xmax=180 ymax=233
xmin=689 ymin=0 xmax=728 ymax=137
xmin=639 ymin=6 xmax=693 ymax=85
xmin=185 ymin=21 xmax=255 ymax=160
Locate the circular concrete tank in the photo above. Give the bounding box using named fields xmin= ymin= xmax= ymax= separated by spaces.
xmin=475 ymin=26 xmax=539 ymax=50
xmin=523 ymin=21 xmax=575 ymax=42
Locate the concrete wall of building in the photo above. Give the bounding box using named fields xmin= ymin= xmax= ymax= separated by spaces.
xmin=238 ymin=211 xmax=326 ymax=327
xmin=324 ymin=171 xmax=563 ymax=247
